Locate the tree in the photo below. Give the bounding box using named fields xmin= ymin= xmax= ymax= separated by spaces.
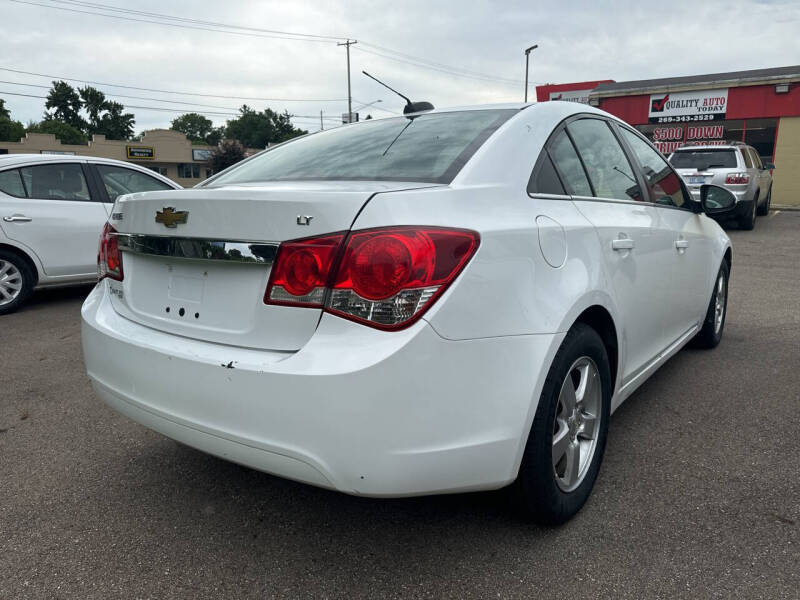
xmin=210 ymin=140 xmax=246 ymax=173
xmin=224 ymin=106 xmax=307 ymax=148
xmin=26 ymin=120 xmax=87 ymax=145
xmin=171 ymin=113 xmax=214 ymax=143
xmin=0 ymin=99 xmax=26 ymax=142
xmin=97 ymin=101 xmax=135 ymax=140
xmin=44 ymin=81 xmax=85 ymax=131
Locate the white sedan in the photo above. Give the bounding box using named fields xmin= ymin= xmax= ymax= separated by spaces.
xmin=0 ymin=154 xmax=179 ymax=313
xmin=81 ymin=102 xmax=736 ymax=524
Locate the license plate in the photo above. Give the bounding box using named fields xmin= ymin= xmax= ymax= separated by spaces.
xmin=688 ymin=176 xmax=705 ymax=184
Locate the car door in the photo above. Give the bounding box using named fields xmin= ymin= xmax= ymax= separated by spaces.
xmin=551 ymin=116 xmax=669 ymax=383
xmin=748 ymin=148 xmax=769 ymax=200
xmin=616 ymin=125 xmax=711 ymax=342
xmin=0 ymin=161 xmax=108 ymax=277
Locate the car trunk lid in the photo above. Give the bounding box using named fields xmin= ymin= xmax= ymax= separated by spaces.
xmin=107 ymin=181 xmax=438 ymax=351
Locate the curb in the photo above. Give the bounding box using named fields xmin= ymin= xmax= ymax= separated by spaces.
xmin=771 ymin=205 xmax=800 ymax=211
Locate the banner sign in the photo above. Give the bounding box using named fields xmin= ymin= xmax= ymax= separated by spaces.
xmin=648 ymin=89 xmax=728 ymax=123
xmin=549 ymin=89 xmax=594 ymax=104
xmin=646 ymin=123 xmax=727 ymax=154
xmin=126 ymin=146 xmax=155 ymax=159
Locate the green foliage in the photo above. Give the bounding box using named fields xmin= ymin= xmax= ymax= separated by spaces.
xmin=45 ymin=81 xmax=85 ymax=131
xmin=27 ymin=120 xmax=88 ymax=145
xmin=224 ymin=106 xmax=307 ymax=148
xmin=210 ymin=140 xmax=246 ymax=173
xmin=0 ymin=118 xmax=26 ymax=142
xmin=170 ymin=112 xmax=221 ymax=145
xmin=41 ymin=82 xmax=134 ymax=141
xmin=0 ymin=99 xmax=10 ymax=120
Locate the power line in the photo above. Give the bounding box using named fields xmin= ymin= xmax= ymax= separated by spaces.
xmin=9 ymin=0 xmax=342 ymax=44
xmin=0 ymin=67 xmax=346 ymax=102
xmin=11 ymin=0 xmax=529 ymax=86
xmin=50 ymin=0 xmax=347 ymax=41
xmin=0 ymin=89 xmax=342 ymax=121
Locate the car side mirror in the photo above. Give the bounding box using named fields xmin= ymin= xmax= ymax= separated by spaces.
xmin=700 ymin=184 xmax=737 ymax=215
xmin=764 ymin=162 xmax=775 ymax=170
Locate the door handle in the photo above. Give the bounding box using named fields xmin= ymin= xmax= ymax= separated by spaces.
xmin=3 ymin=215 xmax=32 ymax=223
xmin=675 ymin=239 xmax=689 ymax=249
xmin=611 ymin=238 xmax=635 ymax=251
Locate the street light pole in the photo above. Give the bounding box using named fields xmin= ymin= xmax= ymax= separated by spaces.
xmin=338 ymin=39 xmax=358 ymax=122
xmin=524 ymin=44 xmax=538 ymax=103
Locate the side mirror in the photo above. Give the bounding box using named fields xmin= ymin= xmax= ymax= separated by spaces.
xmin=700 ymin=184 xmax=737 ymax=215
xmin=764 ymin=162 xmax=775 ymax=170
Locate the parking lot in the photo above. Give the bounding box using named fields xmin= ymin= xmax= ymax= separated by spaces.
xmin=0 ymin=210 xmax=797 ymax=599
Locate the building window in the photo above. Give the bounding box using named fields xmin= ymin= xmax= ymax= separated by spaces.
xmin=147 ymin=165 xmax=169 ymax=176
xmin=178 ymin=163 xmax=200 ymax=178
xmin=744 ymin=118 xmax=779 ymax=163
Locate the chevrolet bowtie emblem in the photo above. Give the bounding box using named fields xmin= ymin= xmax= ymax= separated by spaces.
xmin=155 ymin=207 xmax=189 ymax=228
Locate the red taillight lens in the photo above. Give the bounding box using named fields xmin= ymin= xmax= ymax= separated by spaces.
xmin=265 ymin=226 xmax=480 ymax=330
xmin=264 ymin=233 xmax=344 ymax=306
xmin=725 ymin=173 xmax=749 ymax=184
xmin=98 ymin=222 xmax=123 ymax=281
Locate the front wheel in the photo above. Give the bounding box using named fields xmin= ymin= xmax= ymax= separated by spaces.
xmin=690 ymin=261 xmax=729 ymax=349
xmin=0 ymin=250 xmax=35 ymax=315
xmin=512 ymin=323 xmax=611 ymax=525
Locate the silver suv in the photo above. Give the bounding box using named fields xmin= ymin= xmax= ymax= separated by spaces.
xmin=669 ymin=142 xmax=774 ymax=230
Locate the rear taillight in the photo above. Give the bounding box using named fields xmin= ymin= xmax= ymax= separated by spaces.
xmin=98 ymin=222 xmax=123 ymax=281
xmin=265 ymin=233 xmax=344 ymax=307
xmin=725 ymin=173 xmax=749 ymax=184
xmin=264 ymin=227 xmax=480 ymax=330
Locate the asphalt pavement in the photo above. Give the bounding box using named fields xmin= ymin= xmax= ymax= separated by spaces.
xmin=1 ymin=210 xmax=798 ymax=599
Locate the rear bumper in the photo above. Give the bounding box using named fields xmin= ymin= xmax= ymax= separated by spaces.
xmin=82 ymin=282 xmax=560 ymax=497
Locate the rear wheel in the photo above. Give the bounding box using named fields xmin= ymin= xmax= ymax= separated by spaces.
xmin=738 ymin=196 xmax=757 ymax=230
xmin=690 ymin=261 xmax=729 ymax=349
xmin=513 ymin=323 xmax=611 ymax=525
xmin=757 ymin=186 xmax=771 ymax=216
xmin=0 ymin=249 xmax=35 ymax=315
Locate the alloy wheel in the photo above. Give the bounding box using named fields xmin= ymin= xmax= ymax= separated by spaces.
xmin=0 ymin=259 xmax=23 ymax=306
xmin=714 ymin=271 xmax=726 ymax=334
xmin=552 ymin=356 xmax=602 ymax=492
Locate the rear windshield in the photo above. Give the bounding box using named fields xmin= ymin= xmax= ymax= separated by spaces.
xmin=669 ymin=149 xmax=737 ymax=170
xmin=208 ymin=109 xmax=516 ymax=185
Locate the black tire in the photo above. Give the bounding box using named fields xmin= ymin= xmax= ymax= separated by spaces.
xmin=512 ymin=323 xmax=611 ymax=525
xmin=738 ymin=197 xmax=757 ymax=230
xmin=756 ymin=186 xmax=771 ymax=216
xmin=0 ymin=249 xmax=35 ymax=315
xmin=690 ymin=260 xmax=729 ymax=349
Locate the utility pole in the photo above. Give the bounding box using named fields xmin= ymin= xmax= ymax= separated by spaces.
xmin=524 ymin=44 xmax=538 ymax=103
xmin=338 ymin=39 xmax=357 ymax=122
xmin=320 ymin=110 xmax=324 ymax=131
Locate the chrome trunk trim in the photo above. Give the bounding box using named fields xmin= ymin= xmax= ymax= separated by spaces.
xmin=115 ymin=233 xmax=279 ymax=265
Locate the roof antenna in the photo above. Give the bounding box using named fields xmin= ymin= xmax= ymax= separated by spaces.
xmin=362 ymin=71 xmax=434 ymax=116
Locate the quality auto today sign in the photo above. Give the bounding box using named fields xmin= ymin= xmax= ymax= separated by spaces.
xmin=648 ymin=88 xmax=728 ymax=123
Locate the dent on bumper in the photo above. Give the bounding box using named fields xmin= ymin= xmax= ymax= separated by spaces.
xmin=81 ymin=283 xmax=560 ymax=497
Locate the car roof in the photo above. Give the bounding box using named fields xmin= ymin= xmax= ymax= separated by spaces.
xmin=672 ymin=145 xmax=743 ymax=151
xmin=0 ymin=153 xmax=181 ymax=188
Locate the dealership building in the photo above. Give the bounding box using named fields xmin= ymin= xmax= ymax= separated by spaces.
xmin=537 ymin=65 xmax=800 ymax=205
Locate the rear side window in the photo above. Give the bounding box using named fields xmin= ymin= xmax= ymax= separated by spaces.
xmin=741 ymin=148 xmax=754 ymax=169
xmin=567 ymin=119 xmax=642 ymax=201
xmin=748 ymin=148 xmax=762 ymax=169
xmin=549 ymin=130 xmax=592 ymax=196
xmin=19 ymin=163 xmax=91 ymax=201
xmin=669 ymin=149 xmax=737 ymax=170
xmin=619 ymin=128 xmax=690 ymax=209
xmin=96 ymin=164 xmax=173 ymax=202
xmin=0 ymin=169 xmax=26 ymax=197
xmin=209 ymin=110 xmax=516 ymax=186
xmin=528 ymin=153 xmax=566 ymax=195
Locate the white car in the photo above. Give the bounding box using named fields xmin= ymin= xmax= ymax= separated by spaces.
xmin=0 ymin=154 xmax=180 ymax=313
xmin=81 ymin=102 xmax=736 ymax=524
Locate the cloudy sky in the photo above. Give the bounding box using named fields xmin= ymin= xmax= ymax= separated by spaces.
xmin=2 ymin=0 xmax=799 ymax=135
